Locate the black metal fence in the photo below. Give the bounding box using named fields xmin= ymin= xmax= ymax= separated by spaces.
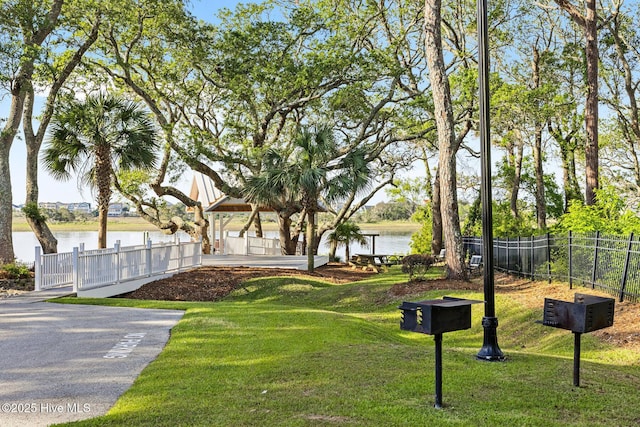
xmin=463 ymin=231 xmax=640 ymax=303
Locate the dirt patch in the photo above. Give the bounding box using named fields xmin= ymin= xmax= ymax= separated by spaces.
xmin=390 ymin=272 xmax=640 ymax=351
xmin=492 ymin=273 xmax=640 ymax=352
xmin=119 ymin=263 xmax=377 ymax=301
xmin=388 ymin=276 xmax=483 ymax=296
xmin=0 ymin=277 xmax=35 ymax=299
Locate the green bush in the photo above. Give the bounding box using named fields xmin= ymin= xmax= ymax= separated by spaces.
xmin=409 ymin=205 xmax=432 ymax=254
xmin=401 ymin=254 xmax=435 ymax=281
xmin=1 ymin=263 xmax=32 ymax=279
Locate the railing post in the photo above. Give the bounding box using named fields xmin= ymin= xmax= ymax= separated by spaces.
xmin=115 ymin=241 xmax=121 ymax=284
xmin=34 ymin=247 xmax=42 ymax=291
xmin=146 ymin=239 xmax=152 ymax=276
xmin=72 ymin=247 xmax=79 ymax=293
xmin=569 ymin=231 xmax=573 ymax=289
xmin=591 ymin=231 xmax=600 ymax=289
xmin=619 ymin=233 xmax=634 ymax=302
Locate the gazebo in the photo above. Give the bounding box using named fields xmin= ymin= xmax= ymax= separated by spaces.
xmin=189 ymin=172 xmax=262 ymax=253
xmin=188 ymin=172 xmax=329 ymax=269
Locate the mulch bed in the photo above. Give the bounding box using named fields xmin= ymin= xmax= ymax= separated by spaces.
xmin=119 ymin=263 xmax=378 ymax=302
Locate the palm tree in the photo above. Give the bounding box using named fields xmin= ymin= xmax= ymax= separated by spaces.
xmin=245 ymin=125 xmax=371 ymax=271
xmin=43 ymin=94 xmax=158 ymax=248
xmin=326 ymin=221 xmax=368 ymax=263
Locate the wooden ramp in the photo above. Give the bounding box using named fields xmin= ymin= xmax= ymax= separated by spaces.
xmin=202 ymin=254 xmax=329 ymax=271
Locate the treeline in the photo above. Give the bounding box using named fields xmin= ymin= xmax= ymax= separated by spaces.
xmin=2 ymin=1 xmax=640 ymax=279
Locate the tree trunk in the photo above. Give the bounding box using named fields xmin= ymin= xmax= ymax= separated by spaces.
xmin=583 ymin=0 xmax=599 ymax=205
xmin=0 ymin=143 xmax=15 ymax=264
xmin=431 ymin=168 xmax=443 ymax=256
xmin=24 ymin=90 xmax=58 ymax=253
xmin=549 ymin=122 xmax=582 ymax=211
xmin=562 ymin=146 xmax=583 ymax=209
xmin=253 ymin=211 xmax=263 ymax=237
xmin=97 ymin=202 xmax=109 ymax=249
xmin=0 ymin=79 xmax=27 ymax=264
xmin=424 ymin=0 xmax=466 ymax=279
xmin=277 ymin=215 xmax=297 ymax=255
xmin=96 ymin=146 xmax=112 ymax=249
xmin=533 ymin=122 xmax=546 ymax=229
xmin=555 ymin=0 xmax=599 ymax=205
xmin=193 ymin=204 xmax=210 ymax=254
xmin=509 ymin=141 xmax=524 ymax=219
xmin=532 ymin=47 xmax=546 ymax=229
xmin=306 ymin=210 xmax=316 ymax=272
xmin=328 ymin=240 xmax=338 ymax=262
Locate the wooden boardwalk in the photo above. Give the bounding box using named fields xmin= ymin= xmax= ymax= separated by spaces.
xmin=202 ymin=254 xmax=329 ymax=271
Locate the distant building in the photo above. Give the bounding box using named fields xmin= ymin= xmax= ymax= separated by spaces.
xmin=67 ymin=202 xmax=92 ymax=214
xmin=39 ymin=202 xmax=64 ymax=210
xmin=39 ymin=201 xmax=92 ymax=213
xmin=108 ymin=203 xmax=126 ymax=217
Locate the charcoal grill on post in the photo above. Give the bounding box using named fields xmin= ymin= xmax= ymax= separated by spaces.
xmin=399 ymin=297 xmax=483 ymax=408
xmin=540 ymin=293 xmax=615 ymax=386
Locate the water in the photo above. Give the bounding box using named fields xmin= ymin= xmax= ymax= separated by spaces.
xmin=11 ymin=229 xmax=414 ymax=263
xmin=12 ymin=230 xmax=191 ymax=263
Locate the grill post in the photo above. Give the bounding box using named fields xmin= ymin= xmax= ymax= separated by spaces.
xmin=434 ymin=333 xmax=443 ymax=409
xmin=573 ymin=332 xmax=581 ymax=387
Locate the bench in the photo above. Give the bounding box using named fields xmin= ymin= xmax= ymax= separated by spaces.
xmin=467 ymin=255 xmax=482 ymax=275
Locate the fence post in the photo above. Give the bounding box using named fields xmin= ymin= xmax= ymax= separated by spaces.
xmin=146 ymin=239 xmax=152 ymax=277
xmin=245 ymin=233 xmax=250 ymax=255
xmin=34 ymin=247 xmax=42 ymax=291
xmin=178 ymin=238 xmax=183 ymax=271
xmin=591 ymin=231 xmax=600 ymax=289
xmin=493 ymin=237 xmax=499 ymax=272
xmin=79 ymin=243 xmax=85 ymax=253
xmin=546 ymin=233 xmax=552 ymax=284
xmin=115 ymin=241 xmax=121 ymax=284
xmin=72 ymin=247 xmax=79 ymax=293
xmin=507 ymin=238 xmax=511 ymax=274
xmin=619 ymin=233 xmax=634 ymax=303
xmin=517 ymin=236 xmax=522 ymax=276
xmin=530 ymin=236 xmax=535 ymax=281
xmin=569 ymin=231 xmax=573 ymax=289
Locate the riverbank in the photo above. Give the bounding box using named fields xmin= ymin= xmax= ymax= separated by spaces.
xmin=11 ymin=216 xmax=420 ymax=233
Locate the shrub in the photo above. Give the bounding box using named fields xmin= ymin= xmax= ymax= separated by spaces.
xmin=1 ymin=263 xmax=33 ymax=279
xmin=401 ymin=254 xmax=435 ymax=281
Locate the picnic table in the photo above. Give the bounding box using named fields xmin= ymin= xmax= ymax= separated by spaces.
xmin=350 ymin=254 xmax=396 ymax=272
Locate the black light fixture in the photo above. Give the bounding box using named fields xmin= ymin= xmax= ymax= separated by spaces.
xmin=476 ymin=0 xmax=504 ymax=361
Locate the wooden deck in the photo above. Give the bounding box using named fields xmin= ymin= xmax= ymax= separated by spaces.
xmin=202 ymin=254 xmax=329 ymax=271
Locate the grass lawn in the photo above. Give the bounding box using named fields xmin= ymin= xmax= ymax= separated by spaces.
xmin=54 ymin=267 xmax=640 ymax=426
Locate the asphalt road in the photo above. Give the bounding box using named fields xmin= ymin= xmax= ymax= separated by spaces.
xmin=0 ymin=290 xmax=184 ymax=426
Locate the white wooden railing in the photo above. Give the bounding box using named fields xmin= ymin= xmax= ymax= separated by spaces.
xmin=224 ymin=233 xmax=281 ymax=255
xmin=35 ymin=239 xmax=202 ymax=292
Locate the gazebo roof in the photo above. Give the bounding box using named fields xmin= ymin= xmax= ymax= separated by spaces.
xmin=189 ymin=172 xmax=257 ymax=213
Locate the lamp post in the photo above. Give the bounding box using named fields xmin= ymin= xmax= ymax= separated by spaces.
xmin=476 ymin=0 xmax=504 ymax=361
